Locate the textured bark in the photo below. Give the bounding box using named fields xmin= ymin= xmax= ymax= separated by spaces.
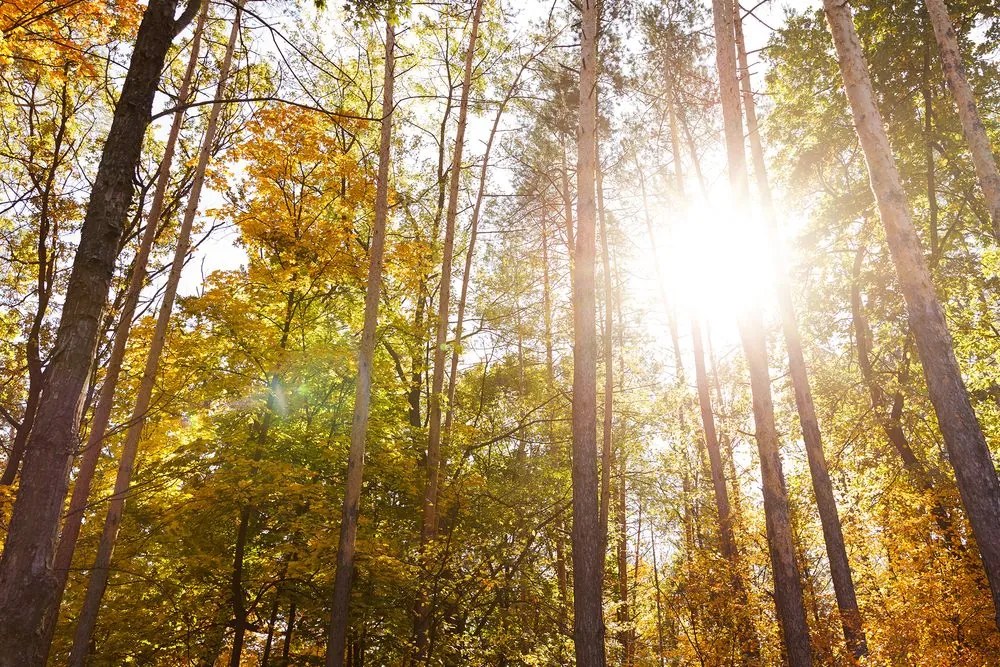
xmin=824 ymin=0 xmax=1000 ymax=629
xmin=923 ymin=0 xmax=1000 ymax=238
xmin=39 ymin=4 xmax=210 ymax=652
xmin=325 ymin=22 xmax=395 ymax=667
xmin=711 ymin=0 xmax=812 ymax=662
xmin=0 ymin=1 xmax=199 ymax=663
xmin=571 ymin=0 xmax=607 ymax=663
xmin=67 ymin=8 xmax=240 ymax=662
xmin=733 ymin=6 xmax=866 ymax=657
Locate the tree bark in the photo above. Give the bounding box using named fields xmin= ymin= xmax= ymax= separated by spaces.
xmin=325 ymin=21 xmax=395 ymax=667
xmin=67 ymin=7 xmax=240 ymax=662
xmin=922 ymin=0 xmax=1000 ymax=239
xmin=0 ymin=1 xmax=201 ymax=663
xmin=40 ymin=3 xmax=210 ymax=652
xmin=733 ymin=6 xmax=866 ymax=657
xmin=711 ymin=0 xmax=812 ymax=662
xmin=571 ymin=0 xmax=607 ymax=663
xmin=824 ymin=0 xmax=1000 ymax=629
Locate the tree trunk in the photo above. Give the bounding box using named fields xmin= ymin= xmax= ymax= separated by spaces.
xmin=733 ymin=7 xmax=867 ymax=657
xmin=0 ymin=1 xmax=201 ymax=663
xmin=691 ymin=321 xmax=739 ymax=560
xmin=649 ymin=525 xmax=666 ymax=667
xmin=228 ymin=504 xmax=253 ymax=667
xmin=711 ymin=0 xmax=812 ymax=662
xmin=416 ymin=2 xmax=484 ymax=659
xmin=40 ymin=3 xmax=210 ymax=651
xmin=67 ymin=7 xmax=240 ymax=662
xmin=325 ymin=22 xmax=395 ymax=667
xmin=598 ymin=145 xmax=614 ymax=554
xmin=615 ymin=454 xmax=629 ymax=665
xmin=923 ymin=0 xmax=1000 ymax=238
xmin=571 ymin=0 xmax=607 ymax=663
xmin=824 ymin=0 xmax=1000 ymax=628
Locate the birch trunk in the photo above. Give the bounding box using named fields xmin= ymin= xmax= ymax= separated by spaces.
xmin=67 ymin=7 xmax=242 ymax=662
xmin=325 ymin=22 xmax=395 ymax=667
xmin=0 ymin=1 xmax=201 ymax=663
xmin=823 ymin=0 xmax=1000 ymax=628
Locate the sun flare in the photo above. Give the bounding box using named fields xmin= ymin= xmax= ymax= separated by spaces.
xmin=650 ymin=185 xmax=777 ymax=328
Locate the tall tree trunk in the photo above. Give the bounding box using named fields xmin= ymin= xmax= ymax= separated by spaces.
xmin=67 ymin=8 xmax=240 ymax=662
xmin=416 ymin=2 xmax=484 ymax=659
xmin=40 ymin=3 xmax=210 ymax=651
xmin=598 ymin=146 xmax=614 ymax=553
xmin=325 ymin=22 xmax=395 ymax=667
xmin=571 ymin=0 xmax=607 ymax=663
xmin=733 ymin=7 xmax=866 ymax=657
xmin=823 ymin=0 xmax=1000 ymax=628
xmin=711 ymin=0 xmax=812 ymax=662
xmin=922 ymin=0 xmax=1000 ymax=238
xmin=0 ymin=1 xmax=201 ymax=663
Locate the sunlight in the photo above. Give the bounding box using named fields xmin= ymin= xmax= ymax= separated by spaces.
xmin=654 ymin=185 xmax=777 ymax=328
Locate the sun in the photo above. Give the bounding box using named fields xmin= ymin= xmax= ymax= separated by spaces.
xmin=648 ymin=183 xmax=777 ymax=333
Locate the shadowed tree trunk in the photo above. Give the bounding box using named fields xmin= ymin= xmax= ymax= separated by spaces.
xmin=711 ymin=0 xmax=812 ymax=662
xmin=325 ymin=21 xmax=395 ymax=667
xmin=67 ymin=7 xmax=241 ymax=662
xmin=824 ymin=0 xmax=1000 ymax=629
xmin=40 ymin=3 xmax=210 ymax=652
xmin=0 ymin=0 xmax=202 ymax=663
xmin=571 ymin=0 xmax=607 ymax=663
xmin=733 ymin=6 xmax=866 ymax=656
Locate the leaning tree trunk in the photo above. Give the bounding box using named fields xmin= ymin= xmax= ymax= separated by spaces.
xmin=571 ymin=0 xmax=607 ymax=664
xmin=0 ymin=0 xmax=201 ymax=663
xmin=733 ymin=7 xmax=866 ymax=657
xmin=711 ymin=0 xmax=812 ymax=662
xmin=67 ymin=7 xmax=240 ymax=663
xmin=416 ymin=1 xmax=484 ymax=659
xmin=922 ymin=0 xmax=1000 ymax=239
xmin=41 ymin=3 xmax=210 ymax=652
xmin=823 ymin=0 xmax=1000 ymax=630
xmin=325 ymin=21 xmax=395 ymax=667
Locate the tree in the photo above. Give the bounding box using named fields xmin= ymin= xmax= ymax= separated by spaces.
xmin=325 ymin=19 xmax=395 ymax=667
xmin=710 ymin=0 xmax=812 ymax=661
xmin=571 ymin=0 xmax=608 ymax=664
xmin=0 ymin=0 xmax=201 ymax=662
xmin=822 ymin=0 xmax=1000 ymax=630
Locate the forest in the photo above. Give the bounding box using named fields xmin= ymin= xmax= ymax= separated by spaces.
xmin=2 ymin=0 xmax=1000 ymax=663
